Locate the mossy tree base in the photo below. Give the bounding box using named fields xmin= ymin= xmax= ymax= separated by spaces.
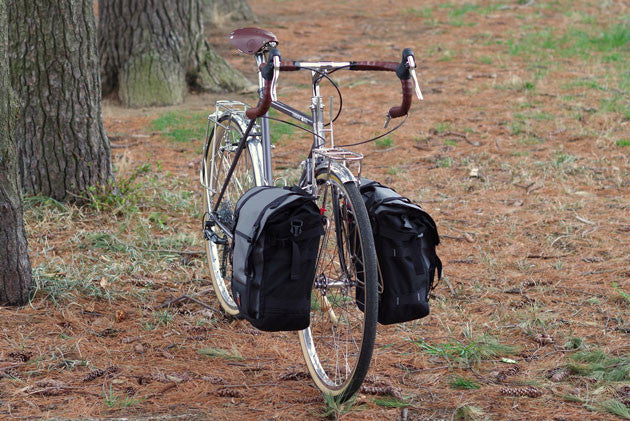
xmin=119 ymin=52 xmax=186 ymax=107
xmin=99 ymin=0 xmax=252 ymax=108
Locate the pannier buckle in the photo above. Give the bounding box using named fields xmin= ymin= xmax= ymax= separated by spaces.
xmin=290 ymin=220 xmax=303 ymax=237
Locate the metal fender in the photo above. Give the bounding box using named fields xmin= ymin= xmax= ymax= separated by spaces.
xmin=315 ymin=161 xmax=357 ymax=185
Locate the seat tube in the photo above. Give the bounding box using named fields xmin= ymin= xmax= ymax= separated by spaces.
xmin=261 ymin=112 xmax=272 ymax=185
xmin=255 ymin=52 xmax=273 ymax=186
xmin=310 ymin=71 xmax=325 ymax=149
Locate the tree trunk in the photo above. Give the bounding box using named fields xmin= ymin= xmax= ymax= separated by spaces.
xmin=0 ymin=0 xmax=32 ymax=306
xmin=201 ymin=0 xmax=255 ymax=26
xmin=8 ymin=0 xmax=112 ymax=202
xmin=98 ymin=0 xmax=252 ymax=108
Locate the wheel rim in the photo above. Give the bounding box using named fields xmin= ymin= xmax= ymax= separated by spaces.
xmin=299 ymin=174 xmax=374 ymax=395
xmin=203 ymin=117 xmax=256 ymax=315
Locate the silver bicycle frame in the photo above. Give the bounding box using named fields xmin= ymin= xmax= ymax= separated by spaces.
xmin=252 ymin=54 xmax=362 ymax=194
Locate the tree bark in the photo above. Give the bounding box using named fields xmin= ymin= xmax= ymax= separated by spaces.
xmin=8 ymin=0 xmax=112 ymax=202
xmin=201 ymin=0 xmax=255 ymax=26
xmin=98 ymin=0 xmax=252 ymax=108
xmin=0 ymin=0 xmax=32 ymax=306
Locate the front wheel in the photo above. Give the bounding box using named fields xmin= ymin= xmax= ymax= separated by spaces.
xmin=299 ymin=170 xmax=378 ymax=401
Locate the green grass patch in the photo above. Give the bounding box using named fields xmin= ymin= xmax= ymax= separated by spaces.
xmin=387 ymin=166 xmax=402 ymax=175
xmin=269 ymin=119 xmax=295 ymax=144
xmin=374 ymin=136 xmax=394 ymax=149
xmin=103 ymin=386 xmax=142 ymax=409
xmin=319 ymin=393 xmax=365 ymax=419
xmin=151 ymin=111 xmax=208 ymax=142
xmin=507 ymin=23 xmax=630 ymax=61
xmin=449 ymin=375 xmax=481 ymax=390
xmin=598 ymin=399 xmax=630 ymax=419
xmin=600 ymin=95 xmax=630 ymax=120
xmin=144 ymin=310 xmax=175 ymax=331
xmin=612 ymin=282 xmax=630 ymax=304
xmin=554 ymin=152 xmax=578 ymax=167
xmin=567 ymin=349 xmax=630 ymax=382
xmin=413 ymin=334 xmax=519 ymax=367
xmin=434 ymin=122 xmax=450 ymax=134
xmin=436 ymin=157 xmax=453 ymax=168
xmin=31 ymin=263 xmax=122 ymax=306
xmin=198 ymin=346 xmax=243 ymax=360
xmin=402 ymin=6 xmax=432 ymax=19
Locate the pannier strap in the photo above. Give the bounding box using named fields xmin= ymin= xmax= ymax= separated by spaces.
xmin=368 ymin=196 xmax=412 ymax=212
xmin=234 ymin=186 xmax=277 ymax=217
xmin=235 ymin=229 xmax=253 ymax=242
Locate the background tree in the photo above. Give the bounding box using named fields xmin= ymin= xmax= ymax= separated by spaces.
xmin=98 ymin=0 xmax=252 ymax=108
xmin=0 ymin=0 xmax=32 ymax=306
xmin=9 ymin=0 xmax=112 ymax=201
xmin=201 ymin=0 xmax=255 ymax=26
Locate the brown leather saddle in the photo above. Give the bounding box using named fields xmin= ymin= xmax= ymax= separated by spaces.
xmin=229 ymin=27 xmax=278 ymax=55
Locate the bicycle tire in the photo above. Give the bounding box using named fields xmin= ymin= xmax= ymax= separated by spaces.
xmin=202 ymin=115 xmax=263 ymax=316
xmin=298 ymin=170 xmax=378 ymax=401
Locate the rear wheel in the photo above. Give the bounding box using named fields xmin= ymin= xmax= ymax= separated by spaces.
xmin=299 ymin=170 xmax=378 ymax=401
xmin=202 ymin=115 xmax=262 ymax=315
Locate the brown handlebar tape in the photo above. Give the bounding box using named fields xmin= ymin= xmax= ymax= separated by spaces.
xmin=349 ymin=61 xmax=398 ymax=72
xmin=388 ymin=79 xmax=412 ymax=118
xmin=246 ymin=82 xmax=273 ymax=120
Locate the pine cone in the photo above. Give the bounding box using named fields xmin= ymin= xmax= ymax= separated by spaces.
xmin=361 ymin=385 xmax=403 ymax=400
xmin=496 ymin=365 xmax=520 ymax=381
xmin=104 ymin=366 xmax=120 ymax=376
xmin=546 ymin=367 xmax=569 ymax=382
xmin=500 ymin=386 xmax=543 ymax=398
xmin=533 ymin=333 xmax=554 ymax=345
xmin=8 ymin=352 xmax=32 ymax=362
xmin=1 ymin=368 xmax=23 ymax=380
xmin=201 ymin=375 xmax=225 ymax=384
xmin=217 ymin=388 xmax=243 ymax=398
xmin=83 ymin=368 xmax=105 ymax=382
xmin=124 ymin=387 xmax=136 ymax=397
xmin=290 ymin=396 xmax=322 ymax=404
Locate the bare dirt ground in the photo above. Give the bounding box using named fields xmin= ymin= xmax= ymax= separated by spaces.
xmin=1 ymin=0 xmax=629 ymax=420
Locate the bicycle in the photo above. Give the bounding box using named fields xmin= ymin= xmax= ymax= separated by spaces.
xmin=200 ymin=27 xmax=423 ymax=401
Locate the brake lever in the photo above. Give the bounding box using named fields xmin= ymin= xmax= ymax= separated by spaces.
xmin=271 ymin=55 xmax=280 ymax=101
xmin=407 ymin=55 xmax=423 ymax=101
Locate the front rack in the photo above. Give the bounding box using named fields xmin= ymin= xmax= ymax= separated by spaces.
xmin=312 ymin=147 xmax=364 ymax=185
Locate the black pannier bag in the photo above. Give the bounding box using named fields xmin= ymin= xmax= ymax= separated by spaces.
xmin=231 ymin=186 xmax=324 ymax=332
xmin=355 ymin=179 xmax=442 ymax=325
